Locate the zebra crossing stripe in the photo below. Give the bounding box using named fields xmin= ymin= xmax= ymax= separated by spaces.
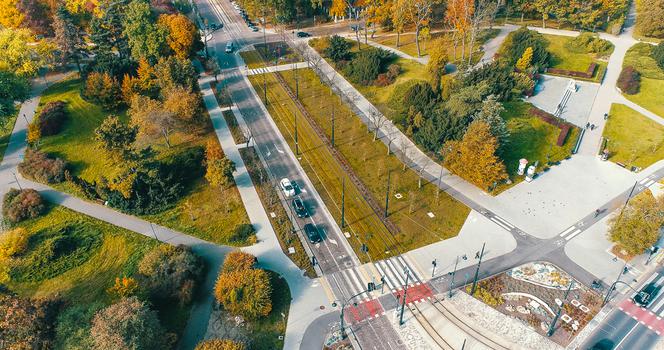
xmin=385 ymin=258 xmax=407 ymax=286
xmin=490 ymin=217 xmax=512 ymax=231
xmin=381 ymin=260 xmax=403 ymax=289
xmin=343 ymin=268 xmax=367 ymax=300
xmin=402 ymin=255 xmax=424 ymax=281
xmin=564 ymin=229 xmax=583 ymax=241
xmin=560 ymin=226 xmax=576 ymax=237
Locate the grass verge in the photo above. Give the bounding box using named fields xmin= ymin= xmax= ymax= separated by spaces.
xmin=622 ymin=43 xmax=664 ymax=117
xmin=223 ymin=110 xmax=248 ymax=145
xmin=35 ymin=78 xmax=252 ymax=245
xmin=500 ymin=101 xmax=579 ymax=177
xmin=240 ymin=146 xmax=316 ymax=277
xmin=603 ymin=103 xmax=664 ymax=169
xmin=543 ymin=34 xmax=609 ymax=82
xmin=249 ymin=68 xmax=469 ymax=260
xmin=2 ymin=204 xmax=192 ymax=348
xmin=0 ymin=109 xmax=19 ymax=163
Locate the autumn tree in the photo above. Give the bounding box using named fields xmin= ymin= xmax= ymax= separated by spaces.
xmin=83 ymin=72 xmax=123 ymax=110
xmin=427 ymin=39 xmax=449 ymax=89
xmin=222 ymin=251 xmax=257 ymax=273
xmin=391 ymin=0 xmax=409 ymax=47
xmin=95 ymin=115 xmax=138 ymax=157
xmin=163 ymin=86 xmax=202 ymax=127
xmin=90 ymin=297 xmax=167 ymax=350
xmin=206 ymin=157 xmax=236 ymax=188
xmin=158 ymin=13 xmax=202 ymax=59
xmin=3 ymin=188 xmax=46 ymax=223
xmin=445 ymin=0 xmax=473 ymax=61
xmin=122 ymin=0 xmax=168 ymax=63
xmin=441 ymin=120 xmax=508 ymax=190
xmin=195 ymin=339 xmax=246 ymax=350
xmin=404 ymin=0 xmax=434 ymax=57
xmin=516 ymin=46 xmax=533 ymax=71
xmin=130 ymin=95 xmax=177 ymax=147
xmin=214 ymin=268 xmax=272 ymax=319
xmin=17 ymin=0 xmax=53 ymax=36
xmin=609 ymin=191 xmax=664 ymax=256
xmin=0 ymin=295 xmax=58 ymax=349
xmin=473 ymin=95 xmax=509 ymax=150
xmin=0 ymin=0 xmax=24 ymax=29
xmin=636 ymin=0 xmax=664 ymax=38
xmin=0 ymin=28 xmax=54 ymax=76
xmin=329 ymin=0 xmax=348 ymax=20
xmin=107 ymin=276 xmax=139 ymax=299
xmin=533 ymin=0 xmax=557 ymax=28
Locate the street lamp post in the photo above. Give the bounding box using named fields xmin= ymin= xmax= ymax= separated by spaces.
xmin=547 ymin=281 xmax=573 ymax=337
xmin=332 ymin=290 xmax=367 ymax=339
xmin=448 ymin=255 xmax=459 ymax=298
xmin=470 ymin=242 xmax=486 ymax=296
xmin=399 ymin=268 xmax=410 ymax=325
xmin=431 ymin=259 xmax=437 ymax=278
xmin=603 ymin=260 xmax=629 ymax=306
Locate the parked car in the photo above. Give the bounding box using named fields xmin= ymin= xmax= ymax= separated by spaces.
xmin=634 ymin=283 xmax=661 ymax=306
xmin=296 ymin=31 xmax=311 ymax=38
xmin=292 ymin=198 xmax=308 ymax=218
xmin=225 ymin=42 xmax=234 ymax=53
xmin=280 ymin=178 xmax=295 ymax=197
xmin=251 ymin=26 xmax=259 ymax=32
xmin=304 ymin=224 xmax=322 ymax=243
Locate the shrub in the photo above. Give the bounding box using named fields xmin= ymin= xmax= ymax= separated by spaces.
xmin=565 ymin=33 xmax=613 ymax=56
xmin=195 ymin=339 xmax=245 ymax=350
xmin=0 ymin=295 xmax=59 ymax=349
xmin=652 ymin=42 xmax=664 ymax=70
xmin=138 ymin=244 xmax=204 ymax=305
xmin=0 ymin=227 xmax=28 ymax=258
xmin=214 ymin=268 xmax=272 ymax=319
xmin=617 ymin=66 xmax=641 ymax=94
xmin=2 ymin=188 xmax=46 ymax=223
xmin=222 ymin=251 xmax=256 ymax=273
xmin=324 ymin=35 xmax=352 ymax=62
xmin=229 ymin=223 xmax=255 ymax=243
xmin=31 ymin=101 xmax=66 ymax=138
xmin=374 ymin=73 xmax=393 ymax=87
xmin=18 ymin=148 xmax=67 ymax=184
xmin=82 ymin=72 xmax=123 ymax=110
xmin=90 ymin=297 xmax=167 ymax=350
xmin=499 ymin=27 xmax=550 ymax=69
xmin=344 ymin=49 xmax=381 ymax=85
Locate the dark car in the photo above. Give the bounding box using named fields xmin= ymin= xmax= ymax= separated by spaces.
xmin=304 ymin=224 xmax=322 ymax=244
xmin=296 ymin=31 xmax=311 ymax=38
xmin=634 ymin=283 xmax=660 ymax=306
xmin=292 ymin=198 xmax=308 ymax=218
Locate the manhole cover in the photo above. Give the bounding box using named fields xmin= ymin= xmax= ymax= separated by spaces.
xmin=320 ymin=305 xmax=325 ymax=310
xmin=344 ymin=261 xmax=353 ymax=268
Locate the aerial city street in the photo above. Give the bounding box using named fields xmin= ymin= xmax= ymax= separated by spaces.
xmin=0 ymin=0 xmax=663 ymax=349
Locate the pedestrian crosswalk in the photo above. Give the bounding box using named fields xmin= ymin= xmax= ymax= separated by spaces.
xmin=327 ymin=254 xmax=427 ymax=303
xmin=559 ymin=224 xmax=583 ymax=241
xmin=247 ymin=67 xmax=270 ymax=76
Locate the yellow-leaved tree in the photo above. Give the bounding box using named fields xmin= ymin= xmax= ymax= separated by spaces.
xmin=516 ymin=46 xmax=533 ymax=71
xmin=158 ymin=13 xmax=201 ymax=60
xmin=441 ymin=120 xmax=508 ymax=190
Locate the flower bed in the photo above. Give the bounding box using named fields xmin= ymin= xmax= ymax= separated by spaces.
xmin=547 ymin=62 xmax=597 ymax=79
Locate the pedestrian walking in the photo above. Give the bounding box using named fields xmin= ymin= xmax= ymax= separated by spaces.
xmin=594 ymin=209 xmax=600 ymax=218
xmin=591 ymin=124 xmax=596 ymax=130
xmin=585 ymin=122 xmax=590 ymax=129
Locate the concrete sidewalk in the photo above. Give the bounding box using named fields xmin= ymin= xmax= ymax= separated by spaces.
xmin=345 ymin=34 xmax=429 ymax=65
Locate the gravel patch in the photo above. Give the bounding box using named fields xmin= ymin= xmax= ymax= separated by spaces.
xmin=448 ymin=292 xmax=563 ymax=350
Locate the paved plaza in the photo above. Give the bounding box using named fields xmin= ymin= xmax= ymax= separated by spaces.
xmin=527 ymin=74 xmax=600 ymax=128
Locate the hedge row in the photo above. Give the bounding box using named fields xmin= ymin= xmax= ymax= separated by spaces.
xmin=547 ymin=63 xmax=597 ymax=79
xmin=529 ymin=107 xmax=572 ymax=146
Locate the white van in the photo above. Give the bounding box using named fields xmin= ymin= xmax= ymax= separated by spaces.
xmin=225 ymin=42 xmax=234 ymax=53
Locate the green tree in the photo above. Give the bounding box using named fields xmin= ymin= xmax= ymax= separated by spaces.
xmin=122 ymin=0 xmax=168 ymax=63
xmin=473 ymin=94 xmax=509 ymax=149
xmin=325 ymin=35 xmax=352 ymax=62
xmin=214 ymin=268 xmax=272 ymax=319
xmin=609 ymin=191 xmax=664 ymax=256
xmin=441 ymin=120 xmax=508 ymax=190
xmin=652 ymin=42 xmax=664 ymax=70
xmin=0 ymin=69 xmax=29 ymax=117
xmin=427 ymin=39 xmax=449 ymax=89
xmin=90 ymin=297 xmax=167 ymax=350
xmin=53 ymin=5 xmax=83 ymax=71
xmin=90 ymin=0 xmax=130 ymax=58
xmin=138 ymin=244 xmax=203 ymax=305
xmin=95 ymin=115 xmax=138 ymax=156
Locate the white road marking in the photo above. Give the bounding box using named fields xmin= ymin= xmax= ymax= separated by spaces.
xmin=560 ymin=226 xmax=576 ymax=237
xmin=564 ymin=229 xmax=583 ymax=241
xmin=490 ymin=217 xmax=512 ymax=231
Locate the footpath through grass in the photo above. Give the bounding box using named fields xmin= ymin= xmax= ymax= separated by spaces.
xmin=35 ymin=78 xmax=252 ymax=245
xmin=500 ymin=101 xmax=579 ymax=178
xmin=1 ymin=205 xmax=193 ymax=349
xmin=603 ymin=104 xmax=664 ymax=169
xmin=622 ymin=43 xmax=664 ymax=117
xmin=249 ymin=68 xmax=469 ymax=260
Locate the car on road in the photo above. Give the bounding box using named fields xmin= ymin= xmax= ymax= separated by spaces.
xmin=280 ymin=178 xmax=296 ymax=197
xmin=225 ymin=42 xmax=234 ymax=53
xmin=633 ymin=283 xmax=661 ymax=306
xmin=250 ymin=26 xmax=259 ymax=32
xmin=304 ymin=223 xmax=322 ymax=243
xmin=292 ymin=198 xmax=308 ymax=218
xmin=296 ymin=31 xmax=311 ymax=38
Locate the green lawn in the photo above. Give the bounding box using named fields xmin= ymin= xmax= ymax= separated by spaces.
xmin=0 ymin=109 xmax=19 ymax=163
xmin=622 ymin=43 xmax=664 ymax=117
xmin=240 ymin=50 xmax=266 ymax=69
xmin=2 ymin=204 xmax=192 ymax=349
xmin=543 ymin=34 xmax=609 ymax=82
xmin=34 ymin=78 xmax=252 ymax=245
xmin=250 ymin=69 xmax=469 ymax=260
xmin=372 ymin=29 xmax=499 ymax=62
xmin=501 ymin=101 xmax=579 ymax=178
xmin=603 ymin=104 xmax=664 ymax=169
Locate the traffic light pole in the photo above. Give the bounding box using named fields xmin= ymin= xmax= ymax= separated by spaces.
xmin=399 ymin=269 xmax=410 ymax=325
xmin=449 ymin=255 xmax=459 ymax=298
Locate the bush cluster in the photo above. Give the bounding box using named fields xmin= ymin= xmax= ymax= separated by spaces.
xmin=2 ymin=188 xmax=46 ymax=224
xmin=617 ymin=66 xmax=641 ymax=94
xmin=343 ymin=48 xmax=396 ymax=86
xmin=499 ymin=27 xmax=550 ymax=69
xmin=0 ymin=295 xmax=59 ymax=349
xmin=0 ymin=228 xmax=28 ymax=258
xmin=214 ymin=252 xmax=272 ymax=320
xmin=28 ymin=101 xmax=67 ymax=142
xmin=18 ymin=148 xmax=67 ymax=184
xmin=565 ymin=33 xmax=613 ymax=56
xmin=82 ymin=72 xmax=123 ymax=110
xmin=652 ymin=42 xmax=664 ymax=70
